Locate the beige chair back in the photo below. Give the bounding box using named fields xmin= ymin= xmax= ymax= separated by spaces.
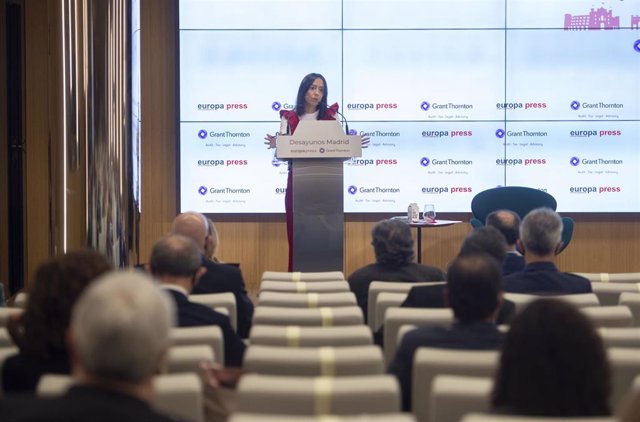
xmin=244 ymin=345 xmax=384 ymax=377
xmin=598 ymin=327 xmax=640 ymax=348
xmin=36 ymin=374 xmax=73 ymax=397
xmin=609 ymin=347 xmax=640 ymax=411
xmin=166 ymin=344 xmax=214 ymax=374
xmin=412 ymin=348 xmax=499 ymax=422
xmin=262 ymin=271 xmax=345 ymax=282
xmin=253 ymin=306 xmax=364 ymax=327
xmin=153 ymin=373 xmax=204 ymax=422
xmin=230 ymin=414 xmax=416 ymax=422
xmin=581 ymin=305 xmax=633 ymax=328
xmin=236 ymin=374 xmax=400 ymax=415
xmin=591 ymin=282 xmax=640 ymax=306
xmin=367 ymin=281 xmax=443 ymax=330
xmin=0 ymin=308 xmax=23 ymax=327
xmin=374 ymin=292 xmax=409 ymax=331
xmin=249 ymin=325 xmax=372 ymax=348
xmin=383 ymin=307 xmax=454 ymax=364
xmin=260 ymin=281 xmax=350 ymax=294
xmin=504 ymin=293 xmax=600 ymax=313
xmin=189 ymin=292 xmax=237 ymax=332
xmin=574 ymin=272 xmax=640 ymax=284
xmin=430 ymin=375 xmax=493 ymax=422
xmin=0 ymin=327 xmax=13 ymax=348
xmin=170 ymin=325 xmax=224 ymax=366
xmin=619 ymin=292 xmax=640 ymax=326
xmin=258 ymin=291 xmax=357 ymax=308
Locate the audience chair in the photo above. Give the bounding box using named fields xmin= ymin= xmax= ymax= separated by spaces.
xmin=412 ymin=348 xmax=499 ymax=422
xmin=469 ymin=186 xmax=574 ymax=253
xmin=189 ymin=292 xmax=237 ymax=332
xmin=591 ymin=282 xmax=640 ymax=306
xmin=260 ymin=280 xmax=350 ymax=294
xmin=581 ymin=305 xmax=633 ymax=328
xmin=236 ymin=373 xmax=401 ymax=415
xmin=461 ymin=414 xmax=616 ymax=422
xmin=374 ymin=292 xmax=409 ymax=331
xmin=504 ymin=293 xmax=600 ymax=313
xmin=170 ymin=325 xmax=224 ymax=366
xmin=367 ymin=281 xmax=444 ymax=330
xmin=262 ymin=271 xmax=346 ymax=282
xmin=0 ymin=327 xmax=13 ymax=347
xmin=244 ymin=345 xmax=384 ymax=377
xmin=230 ymin=414 xmax=416 ymax=422
xmin=609 ymin=347 xmax=640 ymax=411
xmin=252 ymin=306 xmax=364 ymax=327
xmin=153 ymin=373 xmax=204 ymax=422
xmin=36 ymin=374 xmax=73 ymax=397
xmin=383 ymin=307 xmax=454 ymax=364
xmin=573 ymin=272 xmax=640 ymax=284
xmin=258 ymin=291 xmax=357 ymax=308
xmin=430 ymin=375 xmax=493 ymax=422
xmin=166 ymin=344 xmax=214 ymax=374
xmin=249 ymin=325 xmax=373 ymax=348
xmin=619 ymin=292 xmax=640 ymax=326
xmin=0 ymin=307 xmax=23 ymax=327
xmin=598 ymin=327 xmax=640 ymax=348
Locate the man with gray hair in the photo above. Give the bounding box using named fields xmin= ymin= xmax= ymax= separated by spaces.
xmin=150 ymin=234 xmax=246 ymax=367
xmin=0 ymin=271 xmax=180 ymax=421
xmin=503 ymin=207 xmax=590 ymax=294
xmin=171 ymin=211 xmax=254 ymax=338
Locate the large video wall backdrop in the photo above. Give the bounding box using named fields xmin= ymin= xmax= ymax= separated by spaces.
xmin=178 ymin=0 xmax=640 ymax=213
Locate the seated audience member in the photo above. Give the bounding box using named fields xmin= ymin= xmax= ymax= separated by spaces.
xmin=388 ymin=253 xmax=506 ymax=411
xmin=0 ymin=271 xmax=180 ymax=422
xmin=401 ymin=226 xmax=515 ymax=325
xmin=492 ymin=298 xmax=610 ymax=417
xmin=347 ymin=219 xmax=445 ymax=322
xmin=205 ymin=217 xmax=221 ymax=263
xmin=150 ymin=234 xmax=246 ymax=367
xmin=485 ymin=209 xmax=525 ymax=275
xmin=171 ymin=211 xmax=254 ymax=338
xmin=2 ymin=250 xmax=112 ymax=395
xmin=503 ymin=207 xmax=591 ymax=294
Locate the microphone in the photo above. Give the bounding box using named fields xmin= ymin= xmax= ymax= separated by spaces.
xmin=333 ymin=109 xmax=351 ymax=135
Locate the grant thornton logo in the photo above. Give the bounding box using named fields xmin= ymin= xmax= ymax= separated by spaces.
xmin=198 ymin=186 xmax=207 ymax=195
xmin=198 ymin=130 xmax=207 ymax=139
xmin=272 ymin=101 xmax=282 ymax=111
xmin=570 ymin=157 xmax=580 ymax=166
xmin=348 ymin=185 xmax=357 ymax=195
xmin=420 ymin=101 xmax=431 ymax=111
xmin=420 ymin=157 xmax=430 ymax=167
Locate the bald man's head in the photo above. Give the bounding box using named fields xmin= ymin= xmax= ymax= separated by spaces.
xmin=171 ymin=212 xmax=208 ymax=254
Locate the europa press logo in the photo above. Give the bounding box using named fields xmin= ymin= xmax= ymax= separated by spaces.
xmin=347 ymin=185 xmax=358 ymax=195
xmin=198 ymin=186 xmax=208 ymax=196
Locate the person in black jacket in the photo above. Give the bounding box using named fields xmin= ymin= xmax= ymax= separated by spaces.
xmin=171 ymin=212 xmax=254 ymax=338
xmin=150 ymin=234 xmax=246 ymax=367
xmin=485 ymin=210 xmax=525 ymax=276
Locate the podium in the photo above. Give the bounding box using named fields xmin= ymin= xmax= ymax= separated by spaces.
xmin=277 ymin=120 xmax=361 ymax=271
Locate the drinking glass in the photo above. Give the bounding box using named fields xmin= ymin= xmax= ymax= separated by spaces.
xmin=424 ymin=204 xmax=436 ymax=222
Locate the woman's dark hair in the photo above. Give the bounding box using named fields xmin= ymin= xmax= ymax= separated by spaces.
xmin=20 ymin=250 xmax=113 ymax=359
xmin=492 ymin=298 xmax=611 ymax=416
xmin=295 ymin=73 xmax=328 ymax=118
xmin=372 ymin=219 xmax=414 ymax=266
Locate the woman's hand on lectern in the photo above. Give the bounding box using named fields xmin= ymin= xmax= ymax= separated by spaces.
xmin=361 ymin=135 xmax=371 ymax=148
xmin=264 ymin=133 xmax=277 ymax=149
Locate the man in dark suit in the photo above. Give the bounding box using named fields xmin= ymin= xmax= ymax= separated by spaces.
xmin=503 ymin=207 xmax=591 ymax=294
xmin=347 ymin=219 xmax=445 ymax=322
xmin=485 ymin=209 xmax=525 ymax=275
xmin=0 ymin=271 xmax=183 ymax=422
xmin=388 ymin=253 xmax=506 ymax=411
xmin=400 ymin=226 xmax=515 ymax=325
xmin=150 ymin=234 xmax=246 ymax=367
xmin=171 ymin=212 xmax=254 ymax=338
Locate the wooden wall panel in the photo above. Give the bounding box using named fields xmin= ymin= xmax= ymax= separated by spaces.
xmin=139 ymin=0 xmax=640 ymax=297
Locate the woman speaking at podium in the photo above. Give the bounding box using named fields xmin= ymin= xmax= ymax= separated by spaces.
xmin=264 ymin=72 xmax=337 ymax=271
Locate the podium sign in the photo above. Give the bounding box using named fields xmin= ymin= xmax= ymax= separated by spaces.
xmin=276 ymin=120 xmax=361 ymax=272
xmin=276 ymin=120 xmax=361 ymax=159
